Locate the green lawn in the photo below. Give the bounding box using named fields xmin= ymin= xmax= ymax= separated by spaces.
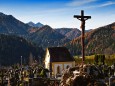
xmin=74 ymin=54 xmax=115 ymax=65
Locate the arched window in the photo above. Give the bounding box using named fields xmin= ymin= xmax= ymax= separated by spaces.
xmin=57 ymin=66 xmax=60 ymax=74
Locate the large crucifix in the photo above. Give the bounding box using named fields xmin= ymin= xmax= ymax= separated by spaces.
xmin=74 ymin=10 xmax=91 ymax=64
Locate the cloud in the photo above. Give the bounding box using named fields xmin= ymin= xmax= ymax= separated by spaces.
xmin=82 ymin=1 xmax=115 ymax=9
xmin=66 ymin=0 xmax=115 ymax=9
xmin=99 ymin=1 xmax=115 ymax=7
xmin=66 ymin=0 xmax=97 ymax=7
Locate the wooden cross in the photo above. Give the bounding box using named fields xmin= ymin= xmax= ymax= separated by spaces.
xmin=74 ymin=10 xmax=91 ymax=64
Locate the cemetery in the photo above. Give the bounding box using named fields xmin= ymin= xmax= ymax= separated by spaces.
xmin=0 ymin=10 xmax=115 ymax=86
xmin=0 ymin=61 xmax=115 ymax=86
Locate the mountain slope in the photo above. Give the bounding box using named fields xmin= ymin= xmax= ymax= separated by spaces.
xmin=55 ymin=28 xmax=81 ymax=40
xmin=0 ymin=12 xmax=30 ymax=35
xmin=0 ymin=12 xmax=70 ymax=49
xmin=65 ymin=29 xmax=81 ymax=40
xmin=28 ymin=25 xmax=70 ymax=48
xmin=0 ymin=34 xmax=44 ymax=66
xmin=65 ymin=22 xmax=115 ymax=55
xmin=55 ymin=28 xmax=73 ymax=35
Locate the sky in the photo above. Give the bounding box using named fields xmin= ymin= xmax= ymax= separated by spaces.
xmin=0 ymin=0 xmax=115 ymax=30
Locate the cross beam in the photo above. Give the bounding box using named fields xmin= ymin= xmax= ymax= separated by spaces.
xmin=74 ymin=10 xmax=91 ymax=64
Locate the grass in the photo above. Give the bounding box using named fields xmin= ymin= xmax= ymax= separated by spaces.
xmin=74 ymin=54 xmax=115 ymax=65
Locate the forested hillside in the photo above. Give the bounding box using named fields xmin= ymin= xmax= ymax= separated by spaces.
xmin=28 ymin=25 xmax=70 ymax=48
xmin=65 ymin=22 xmax=115 ymax=56
xmin=0 ymin=34 xmax=44 ymax=66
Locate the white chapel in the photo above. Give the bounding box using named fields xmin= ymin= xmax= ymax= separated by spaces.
xmin=44 ymin=47 xmax=75 ymax=77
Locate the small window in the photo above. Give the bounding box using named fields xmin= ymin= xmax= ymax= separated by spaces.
xmin=57 ymin=66 xmax=61 ymax=74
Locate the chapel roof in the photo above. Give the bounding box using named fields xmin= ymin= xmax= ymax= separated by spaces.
xmin=47 ymin=47 xmax=74 ymax=62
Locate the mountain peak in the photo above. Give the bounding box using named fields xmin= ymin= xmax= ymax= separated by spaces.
xmin=27 ymin=21 xmax=43 ymax=28
xmin=0 ymin=12 xmax=8 ymax=17
xmin=0 ymin=12 xmax=30 ymax=35
xmin=0 ymin=12 xmax=14 ymax=18
xmin=39 ymin=25 xmax=53 ymax=31
xmin=28 ymin=21 xmax=35 ymax=24
xmin=27 ymin=22 xmax=35 ymax=27
xmin=35 ymin=22 xmax=43 ymax=27
xmin=36 ymin=22 xmax=42 ymax=24
xmin=43 ymin=25 xmax=51 ymax=28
